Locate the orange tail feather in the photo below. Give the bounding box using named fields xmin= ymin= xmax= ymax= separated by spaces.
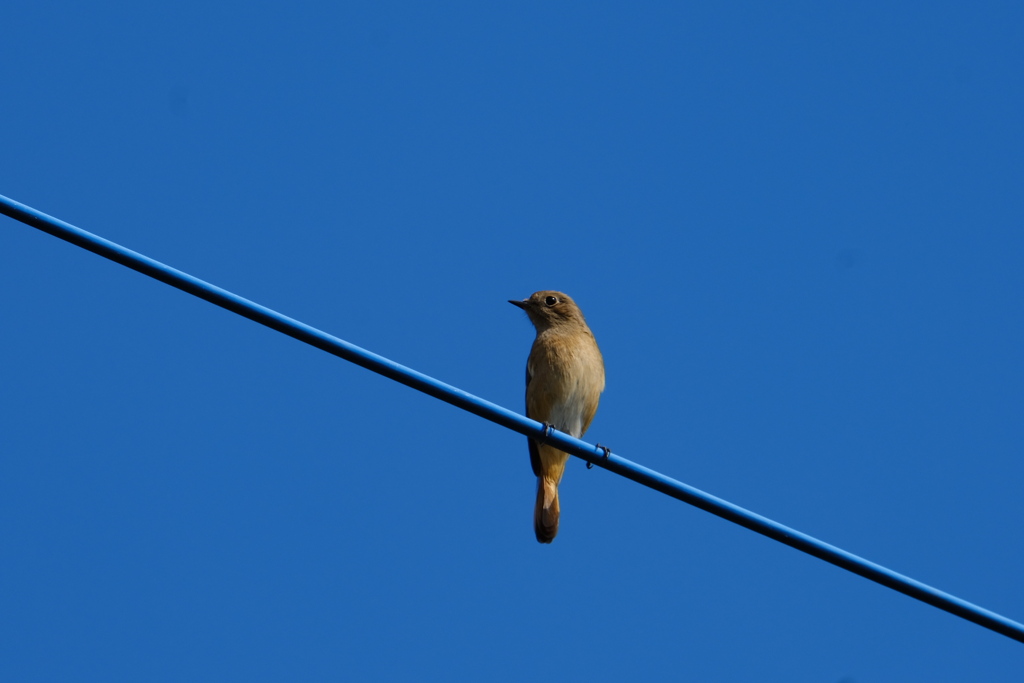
xmin=534 ymin=477 xmax=560 ymax=543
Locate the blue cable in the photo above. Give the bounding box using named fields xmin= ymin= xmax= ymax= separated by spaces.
xmin=3 ymin=192 xmax=1021 ymax=644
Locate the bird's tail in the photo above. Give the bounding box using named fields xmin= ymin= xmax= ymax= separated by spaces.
xmin=534 ymin=476 xmax=560 ymax=544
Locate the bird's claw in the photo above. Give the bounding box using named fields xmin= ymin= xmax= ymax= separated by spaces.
xmin=588 ymin=443 xmax=612 ymax=469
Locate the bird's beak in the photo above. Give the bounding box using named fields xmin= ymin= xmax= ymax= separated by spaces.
xmin=508 ymin=299 xmax=528 ymax=310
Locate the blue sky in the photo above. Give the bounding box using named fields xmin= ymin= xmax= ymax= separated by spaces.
xmin=3 ymin=2 xmax=1023 ymax=680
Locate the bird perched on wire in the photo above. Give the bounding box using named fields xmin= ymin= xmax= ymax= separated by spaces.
xmin=509 ymin=291 xmax=605 ymax=543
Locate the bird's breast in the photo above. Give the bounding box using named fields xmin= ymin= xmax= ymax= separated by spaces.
xmin=526 ymin=330 xmax=604 ymax=438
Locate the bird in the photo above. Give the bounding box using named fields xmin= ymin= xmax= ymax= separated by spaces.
xmin=509 ymin=291 xmax=605 ymax=543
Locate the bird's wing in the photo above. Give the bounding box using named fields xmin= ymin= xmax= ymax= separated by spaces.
xmin=525 ymin=364 xmax=541 ymax=476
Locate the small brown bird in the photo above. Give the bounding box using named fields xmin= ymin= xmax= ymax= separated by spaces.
xmin=509 ymin=291 xmax=605 ymax=543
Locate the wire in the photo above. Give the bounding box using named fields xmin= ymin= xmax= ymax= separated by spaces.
xmin=3 ymin=192 xmax=1022 ymax=644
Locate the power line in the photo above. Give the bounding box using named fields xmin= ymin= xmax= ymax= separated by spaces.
xmin=3 ymin=192 xmax=1022 ymax=644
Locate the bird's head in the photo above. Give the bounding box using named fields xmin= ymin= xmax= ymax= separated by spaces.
xmin=509 ymin=291 xmax=587 ymax=331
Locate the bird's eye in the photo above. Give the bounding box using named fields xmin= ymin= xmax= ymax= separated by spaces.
xmin=545 ymin=296 xmax=558 ymax=306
